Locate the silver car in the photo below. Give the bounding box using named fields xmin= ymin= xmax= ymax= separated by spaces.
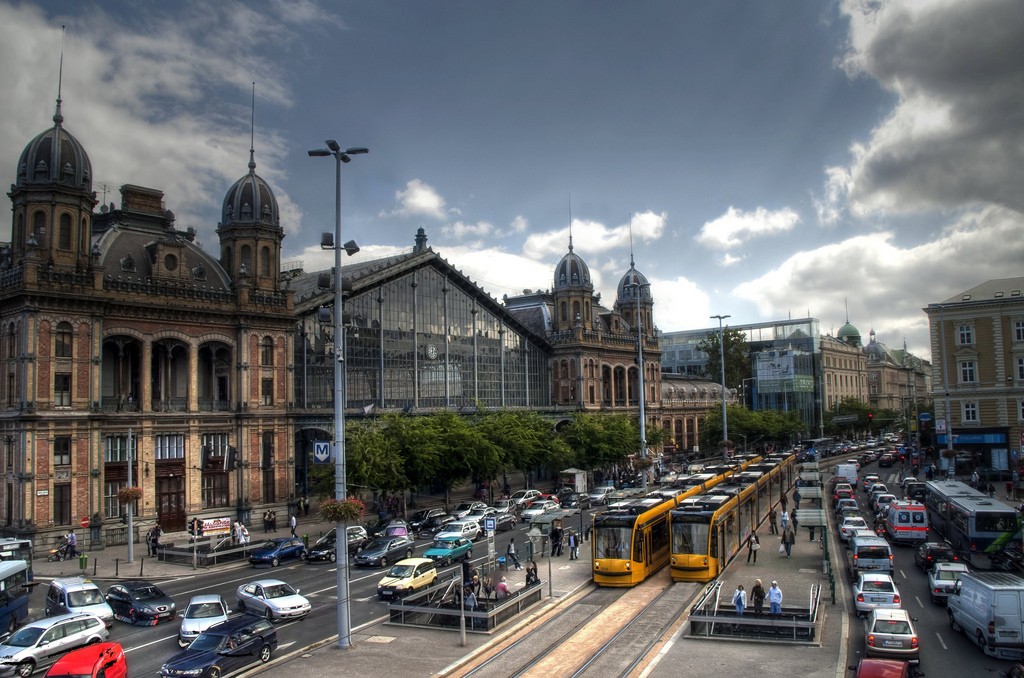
xmin=236 ymin=579 xmax=311 ymax=621
xmin=177 ymin=594 xmax=229 ymax=647
xmin=0 ymin=612 xmax=107 ymax=677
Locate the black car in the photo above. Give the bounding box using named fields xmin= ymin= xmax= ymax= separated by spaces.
xmin=417 ymin=515 xmax=456 ymax=539
xmin=494 ymin=512 xmax=517 ymax=531
xmin=408 ymin=508 xmax=446 ymax=531
xmin=352 ymin=536 xmax=415 ymax=568
xmin=105 ymin=580 xmax=177 ymax=625
xmin=559 ymin=493 xmax=591 ymax=510
xmin=914 ymin=541 xmax=959 ymax=571
xmin=305 ymin=526 xmax=368 ymax=562
xmin=159 ymin=615 xmax=277 ymax=677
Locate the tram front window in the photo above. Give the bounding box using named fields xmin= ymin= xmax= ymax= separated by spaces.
xmin=672 ymin=518 xmax=710 ymax=556
xmin=594 ymin=526 xmax=632 ymax=560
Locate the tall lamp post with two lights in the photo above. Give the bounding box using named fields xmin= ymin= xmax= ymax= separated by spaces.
xmin=307 ymin=140 xmax=367 ymax=651
xmin=711 ymin=314 xmax=731 ymax=456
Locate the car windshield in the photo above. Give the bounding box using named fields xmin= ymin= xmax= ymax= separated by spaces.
xmin=936 ymin=570 xmax=963 ymax=581
xmin=258 ymin=541 xmax=278 ymax=550
xmin=387 ymin=564 xmax=415 ymax=577
xmin=68 ymin=589 xmax=105 ymax=606
xmin=189 ymin=633 xmax=229 ymax=652
xmin=432 ymin=540 xmax=455 ymax=549
xmin=862 ymin=580 xmax=894 ymax=593
xmin=132 ymin=586 xmax=162 ymax=600
xmin=365 ymin=539 xmax=389 ymax=550
xmin=186 ymin=602 xmax=225 ymax=619
xmin=263 ymin=583 xmax=297 ymax=599
xmin=4 ymin=626 xmax=43 ymax=647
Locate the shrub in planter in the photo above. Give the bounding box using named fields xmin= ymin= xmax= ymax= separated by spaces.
xmin=319 ymin=497 xmax=365 ymax=522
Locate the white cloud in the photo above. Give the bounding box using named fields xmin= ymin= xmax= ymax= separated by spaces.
xmin=380 ymin=179 xmax=453 ymax=220
xmin=719 ymin=253 xmax=743 ymax=267
xmin=695 ymin=206 xmax=801 ymax=250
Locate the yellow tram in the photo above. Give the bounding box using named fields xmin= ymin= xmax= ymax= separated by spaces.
xmin=591 ymin=454 xmax=763 ymax=588
xmin=668 ymin=453 xmax=797 ymax=582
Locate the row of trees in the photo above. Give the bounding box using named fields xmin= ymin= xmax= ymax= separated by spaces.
xmin=309 ymin=410 xmax=664 ymax=506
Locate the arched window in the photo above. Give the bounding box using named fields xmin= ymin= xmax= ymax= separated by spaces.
xmin=223 ymin=246 xmax=233 ymax=274
xmin=240 ymin=245 xmax=252 ymax=275
xmin=32 ymin=211 xmax=46 ymax=247
xmin=58 ymin=213 xmax=72 ymax=250
xmin=260 ymin=246 xmax=271 ymax=277
xmin=13 ymin=214 xmax=23 ymax=250
xmin=572 ymin=301 xmax=581 ymax=321
xmin=55 ymin=322 xmax=73 ymax=358
xmin=560 ymin=302 xmax=567 ymax=323
xmin=261 ymin=336 xmax=274 ymax=366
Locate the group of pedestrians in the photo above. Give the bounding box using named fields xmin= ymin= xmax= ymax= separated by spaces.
xmin=732 ymin=579 xmax=784 ymax=621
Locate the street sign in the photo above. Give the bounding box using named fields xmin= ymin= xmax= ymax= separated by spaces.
xmin=80 ymin=516 xmax=90 ymax=529
xmin=313 ymin=441 xmax=331 ymax=464
xmin=832 ymin=414 xmax=858 ymax=424
xmin=918 ymin=412 xmax=932 ymax=422
xmin=484 ymin=517 xmax=496 ymax=532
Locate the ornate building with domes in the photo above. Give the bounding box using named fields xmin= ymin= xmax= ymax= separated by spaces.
xmin=0 ymin=91 xmax=723 ymax=548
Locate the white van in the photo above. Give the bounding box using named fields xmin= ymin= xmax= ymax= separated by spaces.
xmin=44 ymin=577 xmax=115 ymax=627
xmin=834 ymin=463 xmax=858 ymax=488
xmin=948 ymin=571 xmax=1024 ymax=659
xmin=884 ymin=500 xmax=928 ymax=544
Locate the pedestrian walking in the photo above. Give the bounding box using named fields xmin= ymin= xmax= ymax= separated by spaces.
xmin=793 ymin=488 xmax=802 ymax=510
xmin=746 ymin=531 xmax=760 ymax=564
xmin=780 ymin=492 xmax=788 ymax=512
xmin=270 ymin=510 xmax=277 ymax=532
xmin=146 ymin=524 xmax=163 ymax=557
xmin=550 ymin=525 xmax=563 ymax=557
xmin=239 ymin=524 xmax=250 ymax=544
xmin=780 ymin=509 xmax=790 ymax=531
xmin=263 ymin=510 xmax=271 ymax=533
xmin=289 ymin=513 xmax=297 ymax=538
xmin=732 ymin=584 xmax=746 ymax=621
xmin=782 ymin=524 xmax=795 ymax=558
xmin=568 ymin=530 xmax=580 ymax=560
xmin=808 ymin=524 xmax=816 ymax=542
xmin=66 ymin=529 xmax=78 ymax=558
xmin=768 ymin=507 xmax=778 ymax=534
xmin=751 ymin=578 xmax=766 ymax=616
xmin=506 ymin=538 xmax=523 ymax=569
xmin=768 ymin=580 xmax=783 ymax=617
xmin=303 ymin=495 xmax=311 ymax=517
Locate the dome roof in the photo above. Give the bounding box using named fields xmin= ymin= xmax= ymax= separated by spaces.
xmin=837 ymin=321 xmax=860 ymax=340
xmin=14 ymin=99 xmax=92 ymax=193
xmin=553 ymin=239 xmax=592 ymax=290
xmin=221 ymin=151 xmax=280 ymax=229
xmin=616 ymin=258 xmax=651 ymax=302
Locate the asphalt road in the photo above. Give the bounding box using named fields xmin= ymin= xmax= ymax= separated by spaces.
xmin=24 ymin=511 xmax=592 ymax=676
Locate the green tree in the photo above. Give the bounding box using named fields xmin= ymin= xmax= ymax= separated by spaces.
xmin=561 ymin=412 xmax=637 ymax=471
xmin=475 ymin=410 xmax=569 ymax=490
xmin=697 ymin=328 xmax=751 ymax=389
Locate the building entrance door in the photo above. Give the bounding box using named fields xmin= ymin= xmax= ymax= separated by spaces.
xmin=157 ymin=476 xmax=186 ymax=531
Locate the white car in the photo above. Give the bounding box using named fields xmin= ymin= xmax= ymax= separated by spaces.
xmin=436 ymin=519 xmax=481 ymax=542
xmin=872 ymin=493 xmax=898 ymax=515
xmin=177 ymin=594 xmax=229 ymax=647
xmin=521 ymin=499 xmax=559 ymax=522
xmin=852 ymin=572 xmax=901 ymax=616
xmin=464 ymin=506 xmax=498 ymax=529
xmin=839 ymin=516 xmax=869 ymax=542
xmin=235 ymin=579 xmax=311 ymax=621
xmin=510 ymin=489 xmax=542 ymax=508
xmin=927 ymin=562 xmax=970 ymax=603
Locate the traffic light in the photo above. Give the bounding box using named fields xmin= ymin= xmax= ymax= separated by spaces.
xmin=867 ymin=412 xmax=874 ymax=424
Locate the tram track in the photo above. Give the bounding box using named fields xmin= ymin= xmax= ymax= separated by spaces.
xmin=453 ymin=574 xmax=695 ymax=678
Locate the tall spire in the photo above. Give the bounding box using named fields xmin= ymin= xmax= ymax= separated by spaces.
xmin=628 ymin=213 xmax=636 ymax=269
xmin=567 ymin=193 xmax=573 ymax=252
xmin=53 ymin=25 xmax=66 ymax=126
xmin=248 ymin=82 xmax=256 ymax=173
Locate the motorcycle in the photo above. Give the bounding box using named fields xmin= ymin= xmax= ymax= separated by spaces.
xmin=48 ymin=537 xmax=71 ymax=562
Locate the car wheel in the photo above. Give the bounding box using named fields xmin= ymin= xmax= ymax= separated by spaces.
xmin=300 ymin=551 xmax=308 ymax=561
xmin=259 ymin=644 xmax=273 ymax=663
xmin=977 ymin=629 xmax=989 ymax=654
xmin=948 ymin=610 xmax=961 ymax=632
xmin=16 ymin=660 xmax=34 ymax=678
xmin=6 ymin=614 xmax=16 ymax=634
xmin=264 ymin=607 xmax=274 ymax=621
xmin=465 ymin=550 xmax=472 ymax=560
xmin=128 ymin=610 xmax=138 ymax=625
xmin=271 ymin=557 xmax=280 ymax=567
xmin=406 ymin=549 xmax=413 ymax=558
xmin=237 ymin=599 xmax=247 ymax=613
xmin=329 ymin=552 xmax=337 ymax=563
xmin=208 ymin=667 xmax=222 ymax=678
xmin=380 ymin=557 xmax=389 ymax=568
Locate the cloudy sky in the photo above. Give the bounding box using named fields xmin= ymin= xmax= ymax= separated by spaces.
xmin=2 ymin=0 xmax=1022 ymax=358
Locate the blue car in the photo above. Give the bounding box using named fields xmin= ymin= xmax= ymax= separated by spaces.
xmin=248 ymin=537 xmax=306 ymax=567
xmin=159 ymin=615 xmax=277 ymax=677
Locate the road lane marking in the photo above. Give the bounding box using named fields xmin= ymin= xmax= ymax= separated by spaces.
xmin=935 ymin=631 xmax=948 ymax=650
xmin=913 ymin=595 xmax=924 ymax=608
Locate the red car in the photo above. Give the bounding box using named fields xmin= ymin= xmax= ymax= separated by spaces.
xmin=45 ymin=642 xmax=127 ymax=678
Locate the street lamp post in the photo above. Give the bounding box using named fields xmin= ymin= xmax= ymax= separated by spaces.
xmin=710 ymin=314 xmax=731 ymax=454
xmin=308 ymin=140 xmax=367 ymax=651
xmin=631 ymin=281 xmax=650 ymax=490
